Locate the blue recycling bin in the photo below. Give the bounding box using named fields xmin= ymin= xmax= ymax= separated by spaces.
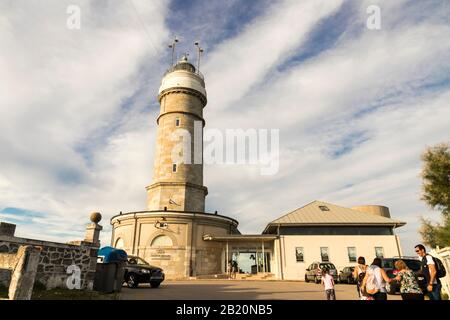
xmin=94 ymin=246 xmax=128 ymax=293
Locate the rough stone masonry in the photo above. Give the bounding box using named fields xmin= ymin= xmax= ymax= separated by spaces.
xmin=0 ymin=213 xmax=102 ymax=293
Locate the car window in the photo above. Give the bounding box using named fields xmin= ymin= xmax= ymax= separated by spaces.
xmin=404 ymin=260 xmax=421 ymax=271
xmin=320 ymin=263 xmax=336 ymax=269
xmin=127 ymin=257 xmax=149 ymax=266
xmin=382 ymin=259 xmax=394 ymax=269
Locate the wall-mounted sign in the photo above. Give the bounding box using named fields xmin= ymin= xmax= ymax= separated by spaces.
xmin=150 ymin=253 xmax=171 ymax=260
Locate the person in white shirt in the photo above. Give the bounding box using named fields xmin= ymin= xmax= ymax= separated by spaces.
xmin=361 ymin=258 xmax=392 ymax=300
xmin=321 ymin=268 xmax=336 ymax=300
xmin=415 ymin=244 xmax=441 ymax=300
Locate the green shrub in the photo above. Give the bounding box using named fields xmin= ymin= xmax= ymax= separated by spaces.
xmin=442 ymin=292 xmax=449 ymax=300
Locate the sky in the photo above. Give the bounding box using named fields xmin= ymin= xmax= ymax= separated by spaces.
xmin=0 ymin=0 xmax=449 ymax=256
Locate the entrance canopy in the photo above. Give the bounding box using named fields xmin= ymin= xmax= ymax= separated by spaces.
xmin=203 ymin=234 xmax=277 ymax=275
xmin=203 ymin=234 xmax=277 ymax=242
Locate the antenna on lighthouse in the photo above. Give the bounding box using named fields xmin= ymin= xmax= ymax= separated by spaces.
xmin=194 ymin=41 xmax=204 ymax=74
xmin=168 ymin=36 xmax=179 ymax=66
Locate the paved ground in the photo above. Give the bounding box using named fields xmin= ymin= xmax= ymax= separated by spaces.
xmin=120 ymin=280 xmax=402 ymax=300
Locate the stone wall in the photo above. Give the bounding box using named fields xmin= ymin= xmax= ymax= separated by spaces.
xmin=0 ymin=236 xmax=97 ymax=290
xmin=0 ymin=214 xmax=102 ymax=292
xmin=111 ymin=211 xmax=239 ymax=279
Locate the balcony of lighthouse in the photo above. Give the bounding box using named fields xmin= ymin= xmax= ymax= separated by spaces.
xmin=110 ymin=209 xmax=239 ymax=231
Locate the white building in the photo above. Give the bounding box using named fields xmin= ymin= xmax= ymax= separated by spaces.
xmin=204 ymin=200 xmax=406 ymax=280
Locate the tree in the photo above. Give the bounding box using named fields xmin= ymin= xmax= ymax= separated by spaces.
xmin=420 ymin=142 xmax=450 ymax=247
xmin=419 ymin=218 xmax=439 ymax=248
xmin=421 ymin=142 xmax=450 ymax=216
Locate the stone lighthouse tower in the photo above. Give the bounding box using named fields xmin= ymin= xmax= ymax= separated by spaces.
xmin=110 ymin=53 xmax=238 ymax=279
xmin=146 ymin=55 xmax=208 ymax=212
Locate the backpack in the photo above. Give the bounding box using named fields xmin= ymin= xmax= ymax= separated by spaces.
xmin=432 ymin=256 xmax=447 ymax=278
xmin=365 ymin=267 xmax=379 ymax=295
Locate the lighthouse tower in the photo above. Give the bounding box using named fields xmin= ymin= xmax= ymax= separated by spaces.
xmin=110 ymin=50 xmax=238 ymax=279
xmin=146 ymin=55 xmax=208 ymax=212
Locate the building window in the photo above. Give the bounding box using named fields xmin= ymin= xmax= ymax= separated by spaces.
xmin=175 ymin=118 xmax=180 ymax=127
xmin=151 ymin=235 xmax=173 ymax=247
xmin=115 ymin=238 xmax=124 ymax=249
xmin=172 ymin=163 xmax=177 ymax=172
xmin=295 ymin=247 xmax=304 ymax=262
xmin=318 ymin=205 xmax=330 ymax=211
xmin=375 ymin=247 xmax=384 ymax=258
xmin=347 ymin=247 xmax=357 ymax=262
xmin=320 ymin=247 xmax=329 ymax=262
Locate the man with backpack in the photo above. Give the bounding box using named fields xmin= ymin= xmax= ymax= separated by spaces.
xmin=415 ymin=244 xmax=446 ymax=300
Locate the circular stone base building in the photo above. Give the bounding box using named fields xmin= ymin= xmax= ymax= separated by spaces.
xmin=111 ymin=211 xmax=238 ymax=279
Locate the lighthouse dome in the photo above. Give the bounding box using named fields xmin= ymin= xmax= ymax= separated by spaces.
xmin=158 ymin=55 xmax=206 ymax=99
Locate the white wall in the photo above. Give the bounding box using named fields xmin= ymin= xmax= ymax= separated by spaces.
xmin=277 ymin=235 xmax=403 ymax=280
xmin=430 ymin=247 xmax=450 ymax=298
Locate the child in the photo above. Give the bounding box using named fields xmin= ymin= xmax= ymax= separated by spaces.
xmin=321 ymin=268 xmax=336 ymax=300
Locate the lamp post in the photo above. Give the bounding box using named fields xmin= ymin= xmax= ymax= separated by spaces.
xmin=168 ymin=37 xmax=179 ymax=66
xmin=194 ymin=41 xmax=204 ymax=73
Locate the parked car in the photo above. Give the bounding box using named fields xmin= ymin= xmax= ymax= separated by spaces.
xmin=305 ymin=262 xmax=338 ymax=284
xmin=380 ymin=257 xmax=426 ymax=294
xmin=124 ymin=256 xmax=165 ymax=288
xmin=338 ymin=266 xmax=356 ymax=284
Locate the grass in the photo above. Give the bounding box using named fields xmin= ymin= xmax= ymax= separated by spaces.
xmin=30 ymin=280 xmax=120 ymax=300
xmin=1 ymin=281 xmax=120 ymax=300
xmin=31 ymin=288 xmax=120 ymax=300
xmin=0 ymin=283 xmax=8 ymax=299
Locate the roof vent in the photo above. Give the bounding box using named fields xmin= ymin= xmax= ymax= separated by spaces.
xmin=319 ymin=205 xmax=330 ymax=212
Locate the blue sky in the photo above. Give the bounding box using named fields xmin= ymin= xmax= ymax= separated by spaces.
xmin=0 ymin=0 xmax=449 ymax=255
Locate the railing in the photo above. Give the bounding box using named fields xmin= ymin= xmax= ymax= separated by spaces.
xmin=163 ymin=64 xmax=204 ymax=80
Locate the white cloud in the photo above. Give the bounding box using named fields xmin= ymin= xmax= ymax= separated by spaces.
xmin=0 ymin=0 xmax=168 ymax=241
xmin=203 ymin=0 xmax=344 ymax=111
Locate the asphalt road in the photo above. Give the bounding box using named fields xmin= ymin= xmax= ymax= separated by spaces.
xmin=120 ymin=280 xmax=402 ymax=300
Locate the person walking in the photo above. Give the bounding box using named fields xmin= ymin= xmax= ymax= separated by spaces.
xmin=227 ymin=260 xmax=233 ymax=279
xmin=393 ymin=260 xmax=424 ymax=300
xmin=361 ymin=258 xmax=391 ymax=300
xmin=353 ymin=256 xmax=368 ymax=299
xmin=231 ymin=260 xmax=238 ymax=279
xmin=415 ymin=244 xmax=442 ymax=300
xmin=321 ymin=268 xmax=336 ymax=300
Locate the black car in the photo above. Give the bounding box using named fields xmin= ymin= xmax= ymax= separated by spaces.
xmin=124 ymin=256 xmax=165 ymax=288
xmin=381 ymin=257 xmax=426 ymax=294
xmin=338 ymin=266 xmax=355 ymax=284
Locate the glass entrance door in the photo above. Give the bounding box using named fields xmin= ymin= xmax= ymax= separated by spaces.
xmin=228 ymin=250 xmax=271 ymax=274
